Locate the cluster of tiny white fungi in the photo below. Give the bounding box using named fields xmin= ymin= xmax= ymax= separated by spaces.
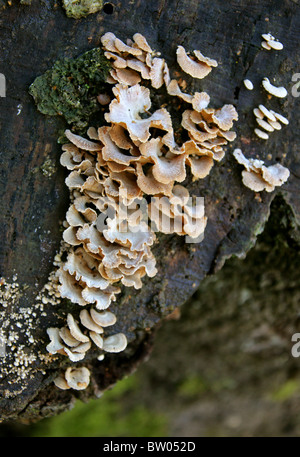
xmin=235 ymin=31 xmax=290 ymax=192
xmin=46 ymin=32 xmax=239 ymax=389
xmin=243 ymin=32 xmax=289 ymax=141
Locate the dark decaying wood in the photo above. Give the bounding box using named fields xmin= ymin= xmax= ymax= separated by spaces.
xmin=0 ymin=0 xmax=299 ymax=422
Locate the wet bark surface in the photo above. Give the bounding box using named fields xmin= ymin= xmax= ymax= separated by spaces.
xmin=0 ymin=0 xmax=299 ymax=422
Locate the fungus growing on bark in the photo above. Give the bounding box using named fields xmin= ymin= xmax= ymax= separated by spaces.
xmin=233 ymin=148 xmax=290 ymax=192
xmin=176 ymin=45 xmax=217 ymax=79
xmin=46 ymin=31 xmax=238 ymax=389
xmin=262 ymin=77 xmax=287 ymax=98
xmin=54 ymin=366 xmax=91 ymax=390
xmin=243 ymin=79 xmax=253 ymax=90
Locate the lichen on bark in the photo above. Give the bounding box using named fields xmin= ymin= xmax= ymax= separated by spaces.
xmin=62 ymin=0 xmax=103 ymax=19
xmin=28 ymin=48 xmax=111 ymax=132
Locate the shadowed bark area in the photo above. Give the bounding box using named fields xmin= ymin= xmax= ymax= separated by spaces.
xmin=0 ymin=0 xmax=299 ymax=422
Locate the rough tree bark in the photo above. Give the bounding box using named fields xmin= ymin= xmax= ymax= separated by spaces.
xmin=0 ymin=0 xmax=299 ymax=423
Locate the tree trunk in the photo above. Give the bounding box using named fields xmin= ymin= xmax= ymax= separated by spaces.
xmin=0 ymin=0 xmax=299 ymax=423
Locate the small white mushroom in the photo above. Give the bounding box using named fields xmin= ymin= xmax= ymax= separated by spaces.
xmin=269 ymin=110 xmax=289 ymax=125
xmin=67 ymin=313 xmax=89 ymax=343
xmin=253 ymin=107 xmax=264 ymax=119
xmin=89 ymin=331 xmax=104 ymax=349
xmin=261 ymin=41 xmax=272 ymax=50
xmin=65 ymin=129 xmax=102 ymax=152
xmin=80 ymin=309 xmax=104 ymax=333
xmin=65 ymin=367 xmax=90 ymax=390
xmin=243 ymin=79 xmax=253 ymax=90
xmin=256 ymin=118 xmax=274 ymax=132
xmin=267 ymin=119 xmax=282 ymax=130
xmin=262 ymin=77 xmax=287 ymax=98
xmin=261 ymin=33 xmax=275 ymax=42
xmin=103 ymin=333 xmax=128 ymax=353
xmin=90 ymin=309 xmax=117 ymax=327
xmin=258 ymin=104 xmax=276 ymax=122
xmin=132 ymin=33 xmax=153 ymax=53
xmin=268 ymin=40 xmax=283 ymax=50
xmin=176 ymin=45 xmax=214 ymax=79
xmin=254 ymin=128 xmax=269 ymax=140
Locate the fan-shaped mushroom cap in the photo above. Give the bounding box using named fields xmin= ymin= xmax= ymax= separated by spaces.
xmin=193 ymin=49 xmax=218 ymax=67
xmin=104 ymin=51 xmax=127 ymax=69
xmin=126 ymin=58 xmax=151 ymax=79
xmin=211 ymin=105 xmax=238 ymax=131
xmin=181 ymin=110 xmax=218 ymax=142
xmin=110 ymin=68 xmax=141 ymax=86
xmin=243 ymin=79 xmax=254 ymax=90
xmin=59 ymin=327 xmax=80 ymax=348
xmin=90 ymin=309 xmax=117 ymax=327
xmin=135 ymin=163 xmax=173 ymax=196
xmin=89 ymin=331 xmax=104 ymax=349
xmin=103 ymin=333 xmax=128 ymax=353
xmin=241 ymin=170 xmax=272 ymax=192
xmin=261 ymin=163 xmax=290 ymax=188
xmin=114 ymin=37 xmax=143 ymax=56
xmin=268 ymin=40 xmax=283 ymax=50
xmin=167 ymin=79 xmax=193 ymax=103
xmin=269 ymin=110 xmax=289 ymax=125
xmin=57 ymin=269 xmax=87 ymax=306
xmin=54 ymin=375 xmax=70 ymax=390
xmin=99 ymin=126 xmax=141 ymax=166
xmin=103 ymin=217 xmax=155 ymax=251
xmin=63 ymin=226 xmax=81 ymax=246
xmin=186 ymin=155 xmax=214 ymax=179
xmin=254 ymin=128 xmax=269 ymax=140
xmin=140 ymin=138 xmax=188 ymax=184
xmin=65 ymin=367 xmax=90 ymax=390
xmin=176 ymin=46 xmax=215 ymax=79
xmin=149 ymin=186 xmax=207 ymax=238
xmin=105 ymin=84 xmax=172 ymax=143
xmin=80 ymin=309 xmax=104 ymax=333
xmin=67 ymin=313 xmax=90 ymax=343
xmin=133 ymin=33 xmax=153 ymax=53
xmin=258 ymin=104 xmax=276 ymax=122
xmin=101 ymin=32 xmax=118 ymax=52
xmin=46 ymin=327 xmax=64 ymax=354
xmin=192 ymin=92 xmax=210 ymax=112
xmin=256 ymin=118 xmax=274 ymax=132
xmin=262 ymin=77 xmax=287 ymax=98
xmin=233 ymin=148 xmax=290 ymax=192
xmin=64 ymin=248 xmax=110 ymax=289
xmin=65 ymin=130 xmax=102 ymax=152
xmin=149 ymin=57 xmax=165 ymax=89
xmin=81 ymin=285 xmax=120 ymax=310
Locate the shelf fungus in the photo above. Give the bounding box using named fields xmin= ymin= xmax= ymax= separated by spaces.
xmin=54 ymin=367 xmax=91 ymax=391
xmin=47 ymin=308 xmax=127 ymax=363
xmin=253 ymin=104 xmax=289 ymax=140
xmin=262 ymin=77 xmax=287 ymax=98
xmin=233 ymin=148 xmax=290 ymax=192
xmin=243 ymin=79 xmax=254 ymax=90
xmin=176 ymin=45 xmax=218 ymax=79
xmin=46 ymin=32 xmax=238 ymax=389
xmin=261 ymin=33 xmax=283 ymax=51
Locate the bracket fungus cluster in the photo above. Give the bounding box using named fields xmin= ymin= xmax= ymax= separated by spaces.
xmin=253 ymin=104 xmax=289 ymax=142
xmin=47 ymin=309 xmax=126 ymax=364
xmin=233 ymin=148 xmax=290 ymax=192
xmin=54 ymin=366 xmax=91 ymax=391
xmin=243 ymin=34 xmax=289 ymax=141
xmin=46 ymin=32 xmax=239 ymax=389
xmin=261 ymin=33 xmax=284 ymax=51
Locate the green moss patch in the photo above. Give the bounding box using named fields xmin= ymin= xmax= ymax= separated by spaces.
xmin=29 ymin=48 xmax=111 ymax=132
